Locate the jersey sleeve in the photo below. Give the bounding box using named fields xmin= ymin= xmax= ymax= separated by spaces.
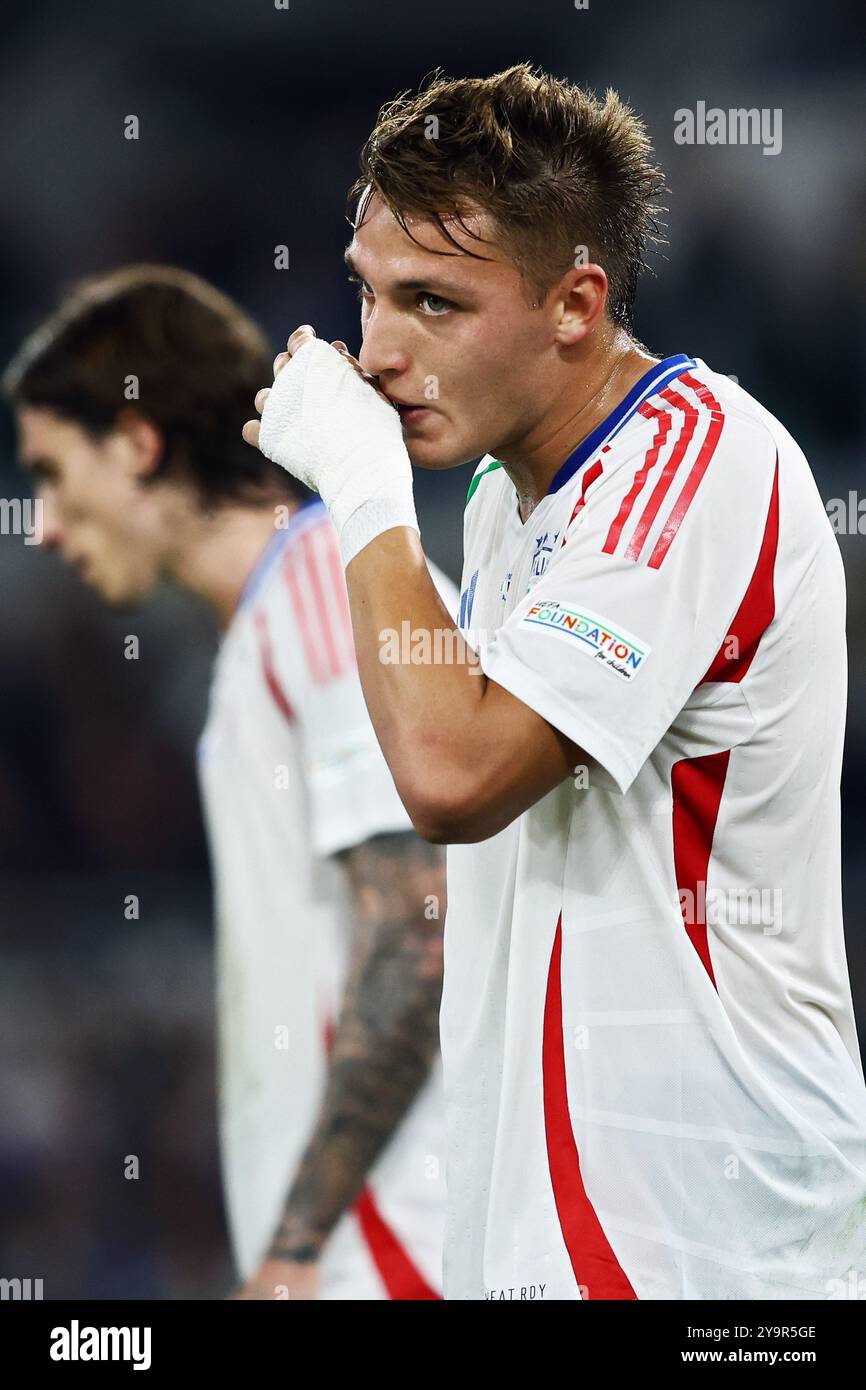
xmin=428 ymin=557 xmax=462 ymax=625
xmin=479 ymin=410 xmax=780 ymax=795
xmin=269 ymin=523 xmax=460 ymax=858
xmin=269 ymin=522 xmax=412 ymax=858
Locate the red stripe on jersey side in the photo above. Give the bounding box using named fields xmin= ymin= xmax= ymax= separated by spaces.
xmin=300 ymin=528 xmax=342 ymax=680
xmin=626 ymin=387 xmax=700 ymax=562
xmin=700 ymin=457 xmax=780 ymax=684
xmin=603 ymin=401 xmax=673 ymax=556
xmin=670 ymin=751 xmax=731 ymax=988
xmin=253 ymin=611 xmax=295 ymax=722
xmin=543 ymin=913 xmax=638 ymax=1300
xmin=282 ymin=544 xmax=328 ymax=683
xmin=647 ymin=374 xmax=725 ymax=570
xmin=354 ymin=1187 xmax=442 ymax=1301
xmin=563 ymin=459 xmax=605 ymax=546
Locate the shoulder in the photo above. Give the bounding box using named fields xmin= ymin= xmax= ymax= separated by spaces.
xmin=553 ymin=360 xmax=781 ymax=568
xmin=621 ymin=358 xmax=780 ymax=491
xmin=665 ymin=360 xmax=780 ymax=467
xmin=266 ymin=498 xmax=341 ymax=605
xmin=257 ymin=501 xmax=357 ymax=685
xmin=463 ymin=456 xmax=512 ymax=565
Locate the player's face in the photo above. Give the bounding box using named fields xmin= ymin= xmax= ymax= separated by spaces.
xmin=16 ymin=407 xmax=167 ymax=606
xmin=348 ymin=193 xmax=567 ymax=470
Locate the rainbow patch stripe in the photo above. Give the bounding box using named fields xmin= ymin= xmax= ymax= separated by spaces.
xmin=522 ymin=601 xmax=650 ymax=681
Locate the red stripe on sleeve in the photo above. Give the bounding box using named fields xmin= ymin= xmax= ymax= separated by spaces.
xmin=602 ymin=401 xmax=673 ymax=556
xmin=647 ymin=374 xmax=725 ymax=569
xmin=323 ymin=527 xmax=357 ymax=675
xmin=282 ymin=546 xmax=328 ymax=683
xmin=563 ymin=459 xmax=604 ymax=546
xmin=626 ymin=387 xmax=700 ymax=562
xmin=300 ymin=528 xmax=342 ymax=680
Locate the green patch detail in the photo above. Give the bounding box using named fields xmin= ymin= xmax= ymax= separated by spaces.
xmin=465 ymin=459 xmax=503 ymax=506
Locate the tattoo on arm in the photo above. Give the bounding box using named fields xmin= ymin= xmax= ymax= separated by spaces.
xmin=268 ymin=830 xmax=445 ymax=1263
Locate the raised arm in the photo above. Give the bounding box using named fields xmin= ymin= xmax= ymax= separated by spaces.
xmin=344 ymin=528 xmax=580 ymax=842
xmin=243 ymin=329 xmax=581 ymax=847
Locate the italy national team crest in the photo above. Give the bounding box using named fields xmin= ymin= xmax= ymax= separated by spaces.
xmin=530 ymin=531 xmax=560 ymax=578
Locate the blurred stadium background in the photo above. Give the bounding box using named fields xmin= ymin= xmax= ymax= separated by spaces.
xmin=0 ymin=0 xmax=863 ymax=1298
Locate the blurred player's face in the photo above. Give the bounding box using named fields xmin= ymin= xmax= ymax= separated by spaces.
xmin=348 ymin=192 xmax=592 ymax=471
xmin=16 ymin=407 xmax=173 ymax=605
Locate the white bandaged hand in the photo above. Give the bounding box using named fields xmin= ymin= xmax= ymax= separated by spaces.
xmin=257 ymin=338 xmax=419 ymax=566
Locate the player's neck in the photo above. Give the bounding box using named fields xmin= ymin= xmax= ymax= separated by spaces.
xmin=500 ymin=333 xmax=659 ymax=524
xmin=169 ymin=499 xmax=301 ymax=629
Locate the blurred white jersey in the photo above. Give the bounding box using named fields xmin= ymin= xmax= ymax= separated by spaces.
xmin=198 ymin=497 xmax=454 ymax=1299
xmin=443 ymin=355 xmax=866 ymax=1300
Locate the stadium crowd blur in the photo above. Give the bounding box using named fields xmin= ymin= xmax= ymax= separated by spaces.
xmin=0 ymin=0 xmax=863 ymax=1297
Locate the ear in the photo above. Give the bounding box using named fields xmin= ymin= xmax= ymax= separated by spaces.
xmin=113 ymin=409 xmax=165 ymax=482
xmin=552 ymin=262 xmax=609 ymax=348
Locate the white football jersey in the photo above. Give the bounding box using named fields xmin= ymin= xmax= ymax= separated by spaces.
xmin=198 ymin=498 xmax=454 ymax=1299
xmin=442 ymin=354 xmax=866 ymax=1300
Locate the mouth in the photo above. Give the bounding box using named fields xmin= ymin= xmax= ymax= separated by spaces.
xmin=392 ymin=401 xmax=433 ymax=427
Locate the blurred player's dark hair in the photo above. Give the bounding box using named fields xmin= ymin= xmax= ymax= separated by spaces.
xmin=349 ymin=62 xmax=666 ymax=330
xmin=3 ymin=264 xmax=313 ymax=507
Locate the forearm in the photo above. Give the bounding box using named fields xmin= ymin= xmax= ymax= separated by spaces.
xmin=344 ymin=527 xmax=576 ymax=840
xmin=345 ymin=527 xmax=491 ymax=819
xmin=268 ymin=832 xmax=445 ymax=1262
xmin=247 ymin=334 xmax=580 ymax=841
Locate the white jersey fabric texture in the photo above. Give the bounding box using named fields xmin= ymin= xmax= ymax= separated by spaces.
xmin=442 ymin=354 xmax=866 ymax=1301
xmin=198 ymin=497 xmax=455 ymax=1299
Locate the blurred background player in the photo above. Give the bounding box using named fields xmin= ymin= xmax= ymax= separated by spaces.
xmin=3 ymin=264 xmax=453 ymax=1299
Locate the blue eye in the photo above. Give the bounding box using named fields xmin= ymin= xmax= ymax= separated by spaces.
xmin=347 ymin=276 xmax=453 ymax=315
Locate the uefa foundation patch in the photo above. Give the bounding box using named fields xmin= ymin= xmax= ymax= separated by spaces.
xmin=521 ymin=600 xmax=650 ymax=681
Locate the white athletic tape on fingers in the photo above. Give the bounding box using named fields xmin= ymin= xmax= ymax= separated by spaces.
xmin=258 ymin=338 xmax=418 ymax=563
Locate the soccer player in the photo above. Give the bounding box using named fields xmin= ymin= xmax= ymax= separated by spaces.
xmin=245 ymin=64 xmax=866 ymax=1299
xmin=4 ymin=265 xmax=454 ymax=1300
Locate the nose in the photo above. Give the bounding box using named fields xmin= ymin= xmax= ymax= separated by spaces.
xmin=357 ymin=304 xmax=412 ymax=382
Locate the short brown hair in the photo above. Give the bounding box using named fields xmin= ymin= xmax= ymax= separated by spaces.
xmin=3 ymin=264 xmax=309 ymax=507
xmin=348 ymin=63 xmax=665 ymax=329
